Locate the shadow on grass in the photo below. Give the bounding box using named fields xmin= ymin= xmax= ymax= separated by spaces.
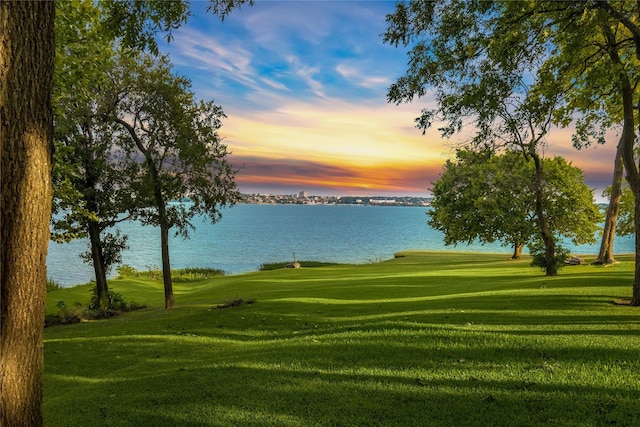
xmin=44 ymin=253 xmax=640 ymax=426
xmin=45 ymin=327 xmax=640 ymax=426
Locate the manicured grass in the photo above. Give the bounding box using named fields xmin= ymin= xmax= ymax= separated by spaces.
xmin=44 ymin=252 xmax=640 ymax=426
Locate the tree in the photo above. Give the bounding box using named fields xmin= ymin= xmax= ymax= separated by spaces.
xmin=1 ymin=1 xmax=248 ymax=423
xmin=593 ymin=139 xmax=624 ymax=265
xmin=523 ymin=1 xmax=640 ymax=301
xmin=109 ymin=54 xmax=240 ymax=309
xmin=429 ymin=150 xmax=535 ymax=260
xmin=384 ymin=1 xmax=576 ymax=275
xmin=430 ymin=150 xmax=602 ymax=265
xmin=1 ymin=3 xmax=55 ymax=426
xmin=52 ymin=0 xmax=134 ymax=310
xmin=604 ymin=181 xmax=635 ymax=238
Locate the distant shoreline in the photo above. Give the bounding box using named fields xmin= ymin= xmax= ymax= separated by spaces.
xmin=240 ymin=193 xmax=432 ymax=207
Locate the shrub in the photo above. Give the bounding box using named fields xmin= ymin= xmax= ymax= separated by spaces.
xmin=46 ymin=278 xmax=63 ymax=292
xmin=172 ymin=267 xmax=226 ymax=282
xmin=528 ymin=240 xmax=569 ymax=272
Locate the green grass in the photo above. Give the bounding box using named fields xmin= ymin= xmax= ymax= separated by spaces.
xmin=44 ymin=251 xmax=640 ymax=426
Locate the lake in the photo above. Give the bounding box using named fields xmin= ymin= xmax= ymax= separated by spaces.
xmin=47 ymin=203 xmax=635 ymax=286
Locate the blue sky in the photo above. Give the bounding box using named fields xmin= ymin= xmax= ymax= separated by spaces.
xmin=157 ymin=0 xmax=617 ymax=198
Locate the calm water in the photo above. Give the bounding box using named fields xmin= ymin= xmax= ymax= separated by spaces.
xmin=47 ymin=203 xmax=635 ymax=286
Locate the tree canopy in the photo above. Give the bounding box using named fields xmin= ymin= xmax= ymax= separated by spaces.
xmin=430 ymin=150 xmax=602 ymax=265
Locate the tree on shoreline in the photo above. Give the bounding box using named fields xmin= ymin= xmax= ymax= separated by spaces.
xmin=52 ymin=0 xmax=134 ymax=310
xmin=109 ymin=54 xmax=240 ymax=309
xmin=430 ymin=150 xmax=602 ymax=266
xmin=383 ymin=1 xmax=640 ymax=287
xmin=384 ymin=1 xmax=573 ymax=275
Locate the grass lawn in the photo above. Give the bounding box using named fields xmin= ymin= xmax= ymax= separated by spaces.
xmin=44 ymin=251 xmax=640 ymax=426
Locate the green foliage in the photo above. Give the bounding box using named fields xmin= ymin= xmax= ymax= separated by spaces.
xmin=116 ymin=264 xmax=225 ymax=281
xmin=43 ymin=252 xmax=640 ymax=426
xmin=528 ymin=241 xmax=570 ymax=273
xmin=430 ymin=150 xmax=602 ymax=262
xmin=88 ymin=287 xmax=133 ymax=312
xmin=430 ymin=150 xmax=534 ymax=254
xmin=171 ymin=268 xmax=226 ymax=282
xmin=46 ymin=278 xmax=63 ymax=293
xmin=115 ymin=264 xmax=138 ymax=278
xmin=110 ymin=53 xmax=241 ymax=236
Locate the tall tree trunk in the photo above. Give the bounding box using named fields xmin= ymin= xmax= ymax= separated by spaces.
xmin=0 ymin=2 xmax=55 ymax=426
xmin=532 ymin=153 xmax=557 ymax=276
xmin=82 ymin=120 xmax=110 ymax=310
xmin=113 ymin=117 xmax=175 ymax=308
xmin=87 ymin=221 xmax=110 ymax=309
xmin=601 ymin=21 xmax=639 ymax=304
xmin=593 ymin=138 xmax=624 ymax=265
xmin=154 ymin=184 xmax=175 ymax=309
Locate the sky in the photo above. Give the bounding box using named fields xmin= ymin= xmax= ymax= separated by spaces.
xmin=157 ymin=0 xmax=618 ymax=198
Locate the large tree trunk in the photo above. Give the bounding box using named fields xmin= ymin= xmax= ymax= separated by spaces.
xmin=87 ymin=221 xmax=110 ymax=310
xmin=600 ymin=22 xmax=640 ymax=304
xmin=0 ymin=2 xmax=55 ymax=426
xmin=532 ymin=153 xmax=557 ymax=276
xmin=594 ymin=138 xmax=624 ymax=265
xmin=511 ymin=241 xmax=524 ymax=260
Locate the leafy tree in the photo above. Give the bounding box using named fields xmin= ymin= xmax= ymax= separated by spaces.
xmin=108 ymin=53 xmax=240 ymax=309
xmin=431 ymin=150 xmax=602 ymax=265
xmin=384 ymin=1 xmax=574 ymax=275
xmin=52 ymin=0 xmax=135 ymax=310
xmin=429 ymin=150 xmax=535 ymax=260
xmin=1 ymin=1 xmax=247 ymax=423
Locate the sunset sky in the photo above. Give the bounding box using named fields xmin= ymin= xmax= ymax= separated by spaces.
xmin=158 ymin=0 xmax=618 ymax=198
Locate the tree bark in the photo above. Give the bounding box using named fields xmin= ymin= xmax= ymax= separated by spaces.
xmin=0 ymin=2 xmax=55 ymax=426
xmin=511 ymin=241 xmax=524 ymax=260
xmin=87 ymin=221 xmax=110 ymax=310
xmin=154 ymin=181 xmax=175 ymax=309
xmin=532 ymin=153 xmax=557 ymax=276
xmin=82 ymin=120 xmax=110 ymax=310
xmin=600 ymin=16 xmax=640 ymax=304
xmin=593 ymin=137 xmax=624 ymax=265
xmin=158 ymin=207 xmax=175 ymax=309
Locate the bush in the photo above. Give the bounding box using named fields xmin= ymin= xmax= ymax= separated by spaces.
xmin=46 ymin=278 xmax=63 ymax=292
xmin=172 ymin=267 xmax=226 ymax=282
xmin=528 ymin=240 xmax=569 ymax=272
xmin=116 ymin=264 xmax=138 ymax=279
xmin=116 ymin=265 xmax=224 ymax=281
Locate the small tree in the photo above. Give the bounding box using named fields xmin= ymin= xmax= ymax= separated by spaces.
xmin=110 ymin=53 xmax=240 ymax=309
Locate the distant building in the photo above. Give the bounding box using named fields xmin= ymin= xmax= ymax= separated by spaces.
xmin=299 ymin=191 xmax=308 ymax=198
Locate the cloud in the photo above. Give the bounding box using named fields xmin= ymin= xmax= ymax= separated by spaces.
xmin=231 ymin=155 xmax=440 ymax=196
xmin=157 ymin=2 xmax=617 ymax=197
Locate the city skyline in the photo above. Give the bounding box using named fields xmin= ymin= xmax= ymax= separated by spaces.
xmin=158 ymin=1 xmax=618 ymax=199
